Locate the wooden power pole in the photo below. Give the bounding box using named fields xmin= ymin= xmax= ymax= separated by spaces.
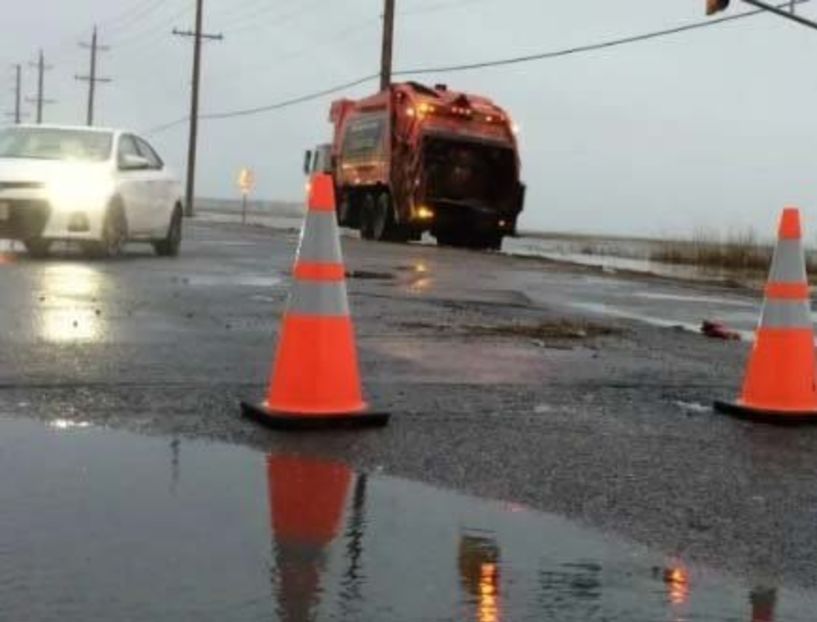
xmin=7 ymin=64 xmax=23 ymax=124
xmin=76 ymin=26 xmax=111 ymax=127
xmin=27 ymin=50 xmax=54 ymax=124
xmin=174 ymin=0 xmax=223 ymax=218
xmin=380 ymin=0 xmax=396 ymax=91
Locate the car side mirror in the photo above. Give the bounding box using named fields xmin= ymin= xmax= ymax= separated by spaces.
xmin=120 ymin=154 xmax=151 ymax=171
xmin=303 ymin=150 xmax=312 ymax=176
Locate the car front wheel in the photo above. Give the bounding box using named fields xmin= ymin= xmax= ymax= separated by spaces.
xmin=83 ymin=201 xmax=127 ymax=259
xmin=24 ymin=238 xmax=51 ymax=258
xmin=153 ymin=207 xmax=182 ymax=257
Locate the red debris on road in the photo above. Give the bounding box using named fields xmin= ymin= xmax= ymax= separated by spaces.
xmin=701 ymin=320 xmax=741 ymax=341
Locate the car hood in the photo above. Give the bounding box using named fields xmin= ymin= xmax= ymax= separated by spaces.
xmin=0 ymin=159 xmax=111 ymax=183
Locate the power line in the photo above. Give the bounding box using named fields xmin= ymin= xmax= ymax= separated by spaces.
xmin=111 ymin=3 xmax=193 ymax=49
xmin=397 ymin=0 xmax=812 ymax=75
xmin=210 ymin=16 xmax=380 ymax=88
xmin=218 ymin=0 xmax=325 ymax=36
xmin=98 ymin=0 xmax=166 ymax=31
xmin=399 ymin=0 xmax=494 ymax=17
xmin=144 ymin=73 xmax=378 ymax=135
xmin=144 ymin=0 xmax=806 ymax=135
xmin=104 ymin=0 xmax=169 ymax=36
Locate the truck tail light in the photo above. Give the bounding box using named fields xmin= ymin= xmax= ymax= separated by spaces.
xmin=416 ymin=206 xmax=434 ymax=220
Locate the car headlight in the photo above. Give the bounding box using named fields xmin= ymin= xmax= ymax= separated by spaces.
xmin=48 ymin=173 xmax=114 ymax=211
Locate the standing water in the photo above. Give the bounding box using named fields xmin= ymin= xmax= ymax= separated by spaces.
xmin=0 ymin=416 xmax=813 ymax=621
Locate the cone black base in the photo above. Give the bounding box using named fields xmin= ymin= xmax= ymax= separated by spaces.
xmin=714 ymin=400 xmax=817 ymax=425
xmin=241 ymin=401 xmax=390 ymax=430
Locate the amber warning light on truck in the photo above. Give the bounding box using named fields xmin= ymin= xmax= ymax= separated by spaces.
xmin=706 ymin=0 xmax=730 ymax=14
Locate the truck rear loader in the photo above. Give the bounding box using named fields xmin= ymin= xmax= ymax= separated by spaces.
xmin=305 ymin=81 xmax=525 ymax=250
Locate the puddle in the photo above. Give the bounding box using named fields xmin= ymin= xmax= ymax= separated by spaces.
xmin=635 ymin=292 xmax=757 ymax=308
xmin=1 ymin=416 xmax=815 ymax=621
xmin=183 ymin=274 xmax=283 ymax=288
xmin=674 ymin=401 xmax=713 ymax=416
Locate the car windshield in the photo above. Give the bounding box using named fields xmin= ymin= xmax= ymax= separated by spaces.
xmin=0 ymin=127 xmax=112 ymax=162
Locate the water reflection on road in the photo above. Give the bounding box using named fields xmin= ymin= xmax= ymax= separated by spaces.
xmin=0 ymin=416 xmax=814 ymax=621
xmin=36 ymin=264 xmax=107 ymax=343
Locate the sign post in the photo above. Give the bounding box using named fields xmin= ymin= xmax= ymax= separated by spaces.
xmin=237 ymin=168 xmax=255 ymax=225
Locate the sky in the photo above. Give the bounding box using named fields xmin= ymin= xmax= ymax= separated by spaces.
xmin=2 ymin=0 xmax=817 ymax=239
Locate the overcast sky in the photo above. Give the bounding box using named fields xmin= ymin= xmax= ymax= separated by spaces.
xmin=2 ymin=0 xmax=817 ymax=238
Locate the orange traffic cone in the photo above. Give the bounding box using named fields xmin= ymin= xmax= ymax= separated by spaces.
xmin=241 ymin=173 xmax=389 ymax=429
xmin=266 ymin=455 xmax=351 ymax=622
xmin=715 ymin=207 xmax=817 ymax=423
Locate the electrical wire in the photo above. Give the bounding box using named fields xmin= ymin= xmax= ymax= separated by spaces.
xmin=397 ymin=0 xmax=812 ymax=76
xmin=143 ymin=0 xmax=808 ymax=135
xmin=399 ymin=0 xmax=495 ymax=17
xmin=98 ymin=0 xmax=168 ymax=31
xmin=143 ymin=72 xmax=379 ymax=134
xmin=219 ymin=0 xmax=325 ymax=36
xmin=112 ymin=3 xmax=194 ymax=50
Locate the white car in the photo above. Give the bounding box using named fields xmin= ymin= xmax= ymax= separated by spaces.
xmin=0 ymin=124 xmax=183 ymax=258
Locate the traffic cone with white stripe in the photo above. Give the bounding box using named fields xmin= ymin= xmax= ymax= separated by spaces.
xmin=715 ymin=207 xmax=817 ymax=422
xmin=241 ymin=174 xmax=389 ymax=429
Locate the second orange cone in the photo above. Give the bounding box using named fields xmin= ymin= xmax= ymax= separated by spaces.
xmin=715 ymin=207 xmax=817 ymax=423
xmin=241 ymin=174 xmax=389 ymax=429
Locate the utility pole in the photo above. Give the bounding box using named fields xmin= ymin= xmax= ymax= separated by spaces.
xmin=5 ymin=64 xmax=23 ymax=124
xmin=75 ymin=26 xmax=111 ymax=127
xmin=380 ymin=0 xmax=396 ymax=91
xmin=27 ymin=50 xmax=54 ymax=124
xmin=174 ymin=0 xmax=223 ymax=218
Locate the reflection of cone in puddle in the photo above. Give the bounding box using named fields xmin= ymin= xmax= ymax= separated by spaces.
xmin=458 ymin=533 xmax=501 ymax=622
xmin=267 ymin=455 xmax=352 ymax=622
xmin=750 ymin=587 xmax=777 ymax=622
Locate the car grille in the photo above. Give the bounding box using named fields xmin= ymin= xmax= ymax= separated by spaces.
xmin=0 ymin=181 xmax=45 ymax=192
xmin=0 ymin=200 xmax=51 ymax=239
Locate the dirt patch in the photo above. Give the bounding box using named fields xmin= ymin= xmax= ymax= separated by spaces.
xmin=400 ymin=319 xmax=621 ymax=341
xmin=463 ymin=320 xmax=621 ymax=340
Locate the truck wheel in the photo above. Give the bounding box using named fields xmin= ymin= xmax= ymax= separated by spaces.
xmin=372 ymin=192 xmax=410 ymax=242
xmin=477 ymin=233 xmax=504 ymax=251
xmin=338 ymin=193 xmax=356 ymax=228
xmin=360 ymin=194 xmax=376 ymax=240
xmin=435 ymin=230 xmax=462 ymax=248
xmin=371 ymin=192 xmax=393 ymax=241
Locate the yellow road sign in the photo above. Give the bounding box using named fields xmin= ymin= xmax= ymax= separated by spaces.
xmin=238 ymin=168 xmax=255 ymax=195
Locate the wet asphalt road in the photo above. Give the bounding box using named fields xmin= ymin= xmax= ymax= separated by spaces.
xmin=1 ymin=219 xmax=817 ymax=613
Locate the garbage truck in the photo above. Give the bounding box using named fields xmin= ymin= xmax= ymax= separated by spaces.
xmin=304 ymin=81 xmax=525 ymax=250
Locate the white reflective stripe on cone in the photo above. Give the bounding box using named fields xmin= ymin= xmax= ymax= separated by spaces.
xmin=297 ymin=211 xmax=344 ymax=264
xmin=287 ymin=280 xmax=350 ymax=316
xmin=768 ymin=239 xmax=807 ymax=283
xmin=759 ymin=299 xmax=813 ymax=329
